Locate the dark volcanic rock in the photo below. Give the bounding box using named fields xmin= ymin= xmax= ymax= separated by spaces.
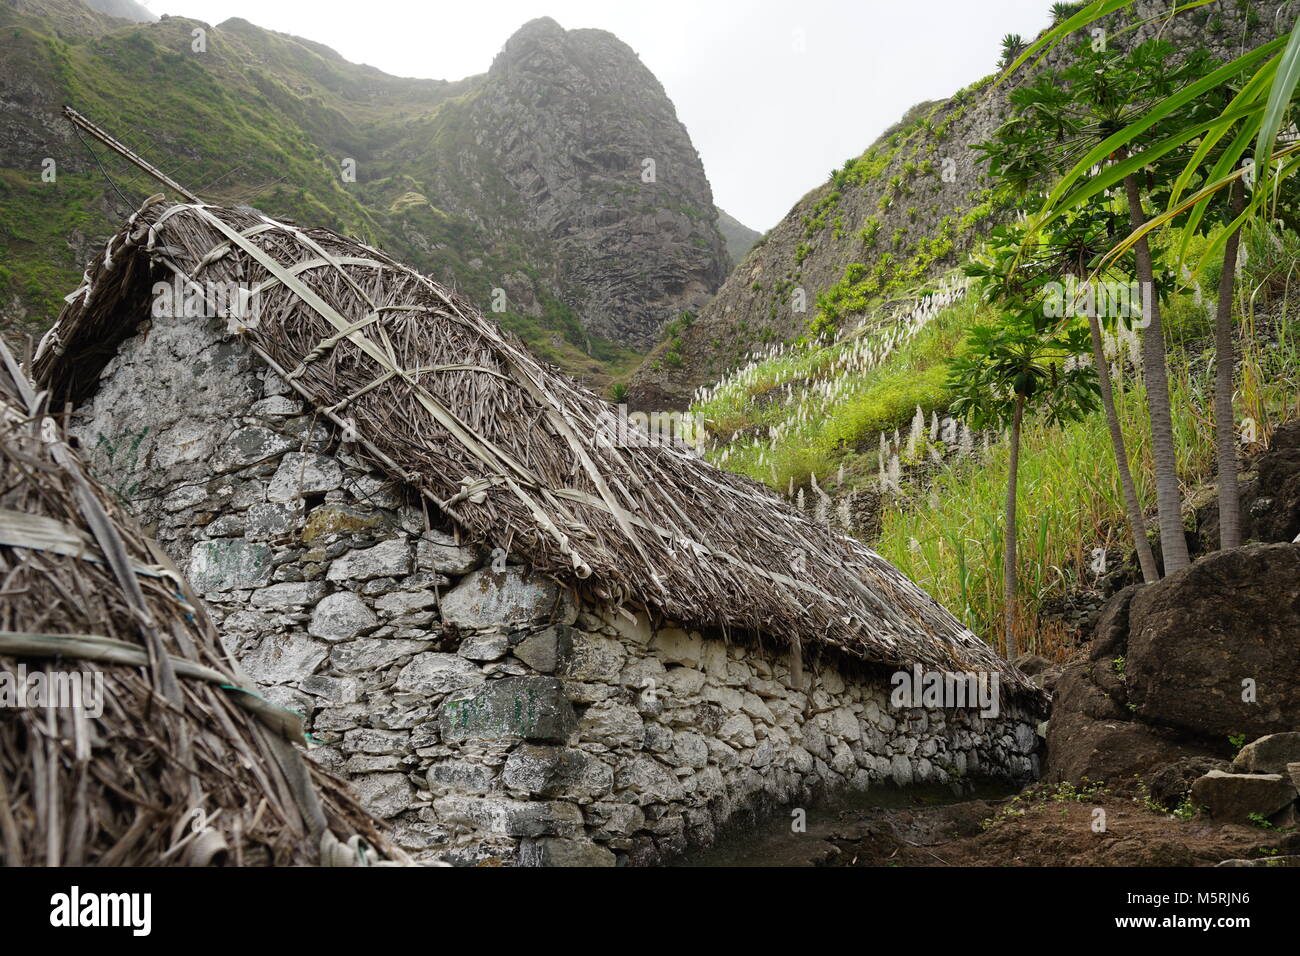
xmin=1198 ymin=419 xmax=1300 ymax=548
xmin=1190 ymin=770 xmax=1298 ymax=825
xmin=1148 ymin=756 xmax=1231 ymax=811
xmin=1047 ymin=545 xmax=1300 ymax=788
xmin=460 ymin=17 xmax=729 ymax=349
xmin=1231 ymin=733 xmax=1300 ymax=774
xmin=1251 ymin=420 xmax=1300 ymax=543
xmin=1126 ymin=543 xmax=1300 ymax=741
xmin=1046 ymin=586 xmax=1210 ymax=787
xmin=1045 ymin=587 xmax=1209 ymax=786
xmin=1045 ymin=662 xmax=1205 ymax=787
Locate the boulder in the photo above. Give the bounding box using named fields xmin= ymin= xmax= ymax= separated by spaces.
xmin=1190 ymin=770 xmax=1298 ymax=825
xmin=1147 ymin=756 xmax=1231 ymax=811
xmin=1231 ymin=733 xmax=1300 ymax=774
xmin=1127 ymin=544 xmax=1300 ymax=740
xmin=1046 ymin=655 xmax=1205 ymax=786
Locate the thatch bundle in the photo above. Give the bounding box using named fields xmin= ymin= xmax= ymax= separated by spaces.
xmin=34 ymin=197 xmax=1038 ymax=699
xmin=0 ymin=338 xmax=399 ymax=866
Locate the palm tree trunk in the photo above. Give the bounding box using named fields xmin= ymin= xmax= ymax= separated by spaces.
xmin=1087 ymin=314 xmax=1160 ymax=582
xmin=1003 ymin=394 xmax=1025 ymax=661
xmin=1122 ymin=168 xmax=1191 ymax=574
xmin=1214 ymin=183 xmax=1245 ymax=550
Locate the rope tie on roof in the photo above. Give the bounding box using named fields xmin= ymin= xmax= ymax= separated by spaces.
xmin=284 ymin=311 xmax=384 ymax=381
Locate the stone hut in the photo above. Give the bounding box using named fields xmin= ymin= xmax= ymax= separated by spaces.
xmin=0 ymin=337 xmax=396 ymax=867
xmin=34 ymin=198 xmax=1045 ymax=865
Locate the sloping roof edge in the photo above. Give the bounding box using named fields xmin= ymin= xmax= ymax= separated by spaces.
xmin=33 ymin=198 xmax=1042 ymax=703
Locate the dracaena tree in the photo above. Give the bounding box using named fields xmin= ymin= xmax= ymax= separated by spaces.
xmin=976 ymin=38 xmax=1211 ymax=575
xmin=947 ymin=307 xmax=1098 ymax=660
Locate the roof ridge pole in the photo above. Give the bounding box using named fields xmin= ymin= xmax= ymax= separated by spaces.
xmin=62 ymin=106 xmax=202 ymax=203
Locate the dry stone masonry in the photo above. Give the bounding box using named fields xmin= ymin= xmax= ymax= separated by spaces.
xmin=67 ymin=310 xmax=1039 ymax=865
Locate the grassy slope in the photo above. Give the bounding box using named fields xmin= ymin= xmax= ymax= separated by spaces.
xmin=696 ymin=255 xmax=1300 ymax=651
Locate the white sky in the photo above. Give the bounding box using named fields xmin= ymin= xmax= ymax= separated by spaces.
xmin=142 ymin=0 xmax=1061 ymax=231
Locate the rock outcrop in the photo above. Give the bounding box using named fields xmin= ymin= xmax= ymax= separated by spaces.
xmin=1126 ymin=543 xmax=1300 ymax=741
xmin=1047 ymin=543 xmax=1300 ymax=789
xmin=1197 ymin=419 xmax=1300 ymax=548
xmin=437 ymin=17 xmax=729 ymax=349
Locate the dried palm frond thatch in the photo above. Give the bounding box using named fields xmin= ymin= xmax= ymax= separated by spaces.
xmin=34 ymin=198 xmax=1040 ymax=700
xmin=0 ymin=338 xmax=400 ymax=866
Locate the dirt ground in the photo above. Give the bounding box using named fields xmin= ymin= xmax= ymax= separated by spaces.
xmin=819 ymin=783 xmax=1300 ymax=867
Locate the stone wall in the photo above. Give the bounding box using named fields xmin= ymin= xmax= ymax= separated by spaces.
xmin=68 ymin=311 xmax=1040 ymax=865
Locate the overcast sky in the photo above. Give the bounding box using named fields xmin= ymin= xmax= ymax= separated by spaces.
xmin=144 ymin=0 xmax=1061 ymax=232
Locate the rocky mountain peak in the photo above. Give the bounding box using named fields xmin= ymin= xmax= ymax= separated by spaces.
xmin=1 ymin=4 xmax=739 ymax=376
xmin=468 ymin=18 xmax=728 ymax=349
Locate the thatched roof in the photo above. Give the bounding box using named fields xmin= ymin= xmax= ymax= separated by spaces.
xmin=33 ymin=197 xmax=1039 ymax=700
xmin=0 ymin=337 xmax=400 ymax=866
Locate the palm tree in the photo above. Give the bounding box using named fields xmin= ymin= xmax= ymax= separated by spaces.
xmin=978 ymin=39 xmax=1210 ymax=573
xmin=1213 ymin=182 xmax=1247 ymax=548
xmin=1119 ymin=147 xmax=1190 ymax=572
xmin=1006 ymin=2 xmax=1300 ymax=552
